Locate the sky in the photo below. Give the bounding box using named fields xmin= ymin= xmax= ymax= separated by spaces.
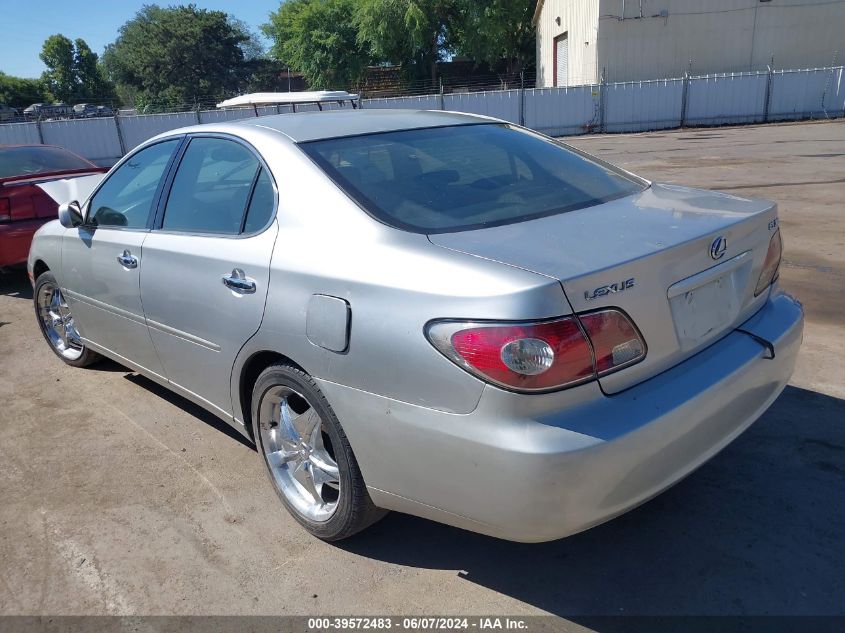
xmin=0 ymin=0 xmax=278 ymax=79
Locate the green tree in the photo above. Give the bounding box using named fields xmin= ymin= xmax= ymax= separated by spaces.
xmin=355 ymin=0 xmax=458 ymax=82
xmin=38 ymin=35 xmax=117 ymax=103
xmin=454 ymin=0 xmax=536 ymax=76
xmin=0 ymin=72 xmax=48 ymax=109
xmin=73 ymin=39 xmax=118 ymax=103
xmin=239 ymin=58 xmax=298 ymax=94
xmin=229 ymin=17 xmax=266 ymax=61
xmin=40 ymin=34 xmax=77 ymax=101
xmin=263 ymin=0 xmax=371 ymax=89
xmin=102 ymin=4 xmax=249 ymax=109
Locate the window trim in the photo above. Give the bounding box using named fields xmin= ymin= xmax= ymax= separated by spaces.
xmin=240 ymin=165 xmax=265 ymax=234
xmin=151 ymin=132 xmax=279 ymax=239
xmin=298 ymin=123 xmax=648 ymax=235
xmin=81 ymin=136 xmax=187 ymax=232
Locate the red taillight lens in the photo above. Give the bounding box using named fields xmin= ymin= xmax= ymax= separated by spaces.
xmin=0 ymin=198 xmax=10 ymax=222
xmin=427 ymin=309 xmax=646 ymax=393
xmin=579 ymin=309 xmax=647 ymax=375
xmin=754 ymin=229 xmax=783 ymax=296
xmin=448 ymin=318 xmax=595 ymax=391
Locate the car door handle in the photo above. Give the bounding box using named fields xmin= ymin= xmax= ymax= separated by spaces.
xmin=222 ymin=268 xmax=256 ymax=294
xmin=117 ymin=250 xmax=138 ymax=269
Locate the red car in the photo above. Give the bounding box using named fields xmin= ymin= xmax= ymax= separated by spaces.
xmin=0 ymin=145 xmax=106 ymax=269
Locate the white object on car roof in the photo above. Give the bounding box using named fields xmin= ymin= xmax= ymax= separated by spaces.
xmin=216 ymin=91 xmax=359 ymax=109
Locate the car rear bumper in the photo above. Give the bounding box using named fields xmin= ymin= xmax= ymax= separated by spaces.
xmin=0 ymin=219 xmax=47 ymax=268
xmin=317 ymin=289 xmax=804 ymax=542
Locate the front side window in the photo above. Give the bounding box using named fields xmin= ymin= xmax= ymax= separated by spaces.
xmin=88 ymin=139 xmax=180 ymax=228
xmin=302 ymin=124 xmax=646 ymax=233
xmin=162 ymin=137 xmax=263 ymax=235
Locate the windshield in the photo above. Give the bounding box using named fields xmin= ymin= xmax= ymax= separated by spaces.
xmin=0 ymin=146 xmax=94 ymax=180
xmin=302 ymin=123 xmax=646 ymax=233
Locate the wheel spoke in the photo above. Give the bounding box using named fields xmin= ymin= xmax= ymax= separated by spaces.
xmin=278 ymin=398 xmax=303 ymax=443
xmin=310 ymin=452 xmax=340 ymax=488
xmin=293 ymin=461 xmax=322 ymax=504
xmin=54 ymin=319 xmax=67 ymax=345
xmin=291 ymin=407 xmax=320 ymax=441
xmin=308 ymin=420 xmax=324 ymax=452
xmin=65 ymin=321 xmax=83 ymax=347
xmin=264 ymin=423 xmax=297 ymax=454
xmin=50 ymin=288 xmax=62 ymax=311
xmin=266 ymin=449 xmax=299 ymax=470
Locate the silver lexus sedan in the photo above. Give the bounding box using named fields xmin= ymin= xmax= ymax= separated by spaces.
xmin=28 ymin=110 xmax=803 ymax=542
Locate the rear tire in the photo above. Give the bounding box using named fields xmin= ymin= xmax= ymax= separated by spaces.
xmin=33 ymin=271 xmax=101 ymax=368
xmin=251 ymin=363 xmax=386 ymax=541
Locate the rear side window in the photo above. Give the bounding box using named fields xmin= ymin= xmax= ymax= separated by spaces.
xmin=162 ymin=137 xmax=264 ymax=235
xmin=302 ymin=124 xmax=645 ymax=233
xmin=88 ymin=139 xmax=179 ymax=228
xmin=243 ymin=168 xmax=275 ymax=233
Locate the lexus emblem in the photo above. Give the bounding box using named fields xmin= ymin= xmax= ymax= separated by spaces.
xmin=710 ymin=236 xmax=727 ymax=260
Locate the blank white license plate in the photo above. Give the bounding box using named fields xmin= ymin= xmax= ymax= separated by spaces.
xmin=669 ymin=269 xmax=747 ymax=350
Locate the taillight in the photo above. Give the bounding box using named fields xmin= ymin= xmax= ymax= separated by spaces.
xmin=0 ymin=198 xmax=10 ymax=222
xmin=579 ymin=309 xmax=647 ymax=375
xmin=754 ymin=229 xmax=783 ymax=296
xmin=426 ymin=309 xmax=646 ymax=393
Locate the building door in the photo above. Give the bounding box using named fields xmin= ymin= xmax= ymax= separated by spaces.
xmin=555 ymin=33 xmax=569 ymax=87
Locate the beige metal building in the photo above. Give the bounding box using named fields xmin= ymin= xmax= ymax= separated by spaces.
xmin=535 ymin=0 xmax=845 ymax=87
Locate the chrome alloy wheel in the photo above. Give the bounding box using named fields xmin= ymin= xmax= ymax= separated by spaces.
xmin=36 ymin=282 xmax=84 ymax=361
xmin=258 ymin=386 xmax=341 ymax=522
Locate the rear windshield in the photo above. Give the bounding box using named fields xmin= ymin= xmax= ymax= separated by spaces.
xmin=302 ymin=124 xmax=645 ymax=233
xmin=0 ymin=146 xmax=93 ymax=180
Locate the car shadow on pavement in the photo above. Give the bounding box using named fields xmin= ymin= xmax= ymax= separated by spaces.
xmin=0 ymin=269 xmax=33 ymax=300
xmin=340 ymin=385 xmax=845 ymax=618
xmin=123 ymin=373 xmax=255 ymax=450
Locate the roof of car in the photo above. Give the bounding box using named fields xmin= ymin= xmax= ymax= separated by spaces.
xmin=233 ymin=109 xmax=496 ymax=143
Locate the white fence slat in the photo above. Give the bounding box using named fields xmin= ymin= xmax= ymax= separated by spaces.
xmin=523 ymin=86 xmax=601 ymax=137
xmin=0 ymin=122 xmax=41 ymax=145
xmin=770 ymin=68 xmax=845 ymax=120
xmin=443 ymin=89 xmax=521 ymax=123
xmin=605 ymin=79 xmax=684 ymax=133
xmin=119 ymin=112 xmax=199 ymax=150
xmin=40 ymin=118 xmax=122 ymax=163
xmin=198 ymin=108 xmax=256 ymax=123
xmin=686 ymin=72 xmax=768 ymax=126
xmin=362 ymin=94 xmax=441 ymax=110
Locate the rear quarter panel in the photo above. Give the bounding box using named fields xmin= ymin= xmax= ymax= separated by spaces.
xmin=230 ymin=133 xmax=573 ymax=421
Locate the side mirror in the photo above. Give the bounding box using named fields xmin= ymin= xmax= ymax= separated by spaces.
xmin=58 ymin=201 xmax=84 ymax=228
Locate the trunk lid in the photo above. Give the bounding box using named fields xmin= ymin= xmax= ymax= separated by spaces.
xmin=428 ymin=183 xmax=779 ymax=393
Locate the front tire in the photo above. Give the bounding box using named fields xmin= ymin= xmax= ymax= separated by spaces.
xmin=33 ymin=271 xmax=101 ymax=368
xmin=251 ymin=363 xmax=386 ymax=541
